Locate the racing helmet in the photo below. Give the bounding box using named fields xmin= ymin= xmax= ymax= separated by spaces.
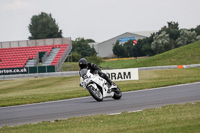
xmin=78 ymin=58 xmax=88 ymax=69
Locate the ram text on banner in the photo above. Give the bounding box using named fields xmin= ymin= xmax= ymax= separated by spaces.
xmin=103 ymin=68 xmax=139 ymax=81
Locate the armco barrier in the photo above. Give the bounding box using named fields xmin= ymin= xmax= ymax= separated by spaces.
xmin=138 ymin=65 xmax=177 ymax=71
xmin=184 ymin=64 xmax=200 ymax=68
xmin=138 ymin=64 xmax=200 ymax=71
xmin=0 ymin=64 xmax=200 ymax=80
xmin=0 ymin=71 xmax=79 ymax=80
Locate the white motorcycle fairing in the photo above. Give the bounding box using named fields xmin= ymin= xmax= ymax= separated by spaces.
xmin=80 ymin=70 xmax=114 ymax=98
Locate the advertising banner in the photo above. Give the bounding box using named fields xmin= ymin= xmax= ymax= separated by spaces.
xmin=103 ymin=68 xmax=138 ymax=81
xmin=119 ymin=37 xmax=135 ymax=43
xmin=0 ymin=67 xmax=28 ymax=75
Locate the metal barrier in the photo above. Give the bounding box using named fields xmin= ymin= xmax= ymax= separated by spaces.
xmin=28 ymin=66 xmax=55 ymax=73
xmin=55 ymin=43 xmax=72 ymax=71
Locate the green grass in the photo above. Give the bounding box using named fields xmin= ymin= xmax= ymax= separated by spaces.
xmin=0 ymin=76 xmax=88 ymax=107
xmin=61 ymin=62 xmax=79 ymax=71
xmin=1 ymin=67 xmax=200 ymax=107
xmin=100 ymin=41 xmax=200 ymax=69
xmin=0 ymin=102 xmax=199 ymax=133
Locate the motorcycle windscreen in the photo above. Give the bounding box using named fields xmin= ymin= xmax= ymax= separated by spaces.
xmin=79 ymin=69 xmax=88 ymax=79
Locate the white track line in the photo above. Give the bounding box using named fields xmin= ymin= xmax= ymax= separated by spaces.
xmin=109 ymin=110 xmax=143 ymax=115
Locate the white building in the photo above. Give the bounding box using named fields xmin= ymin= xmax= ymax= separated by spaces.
xmin=89 ymin=31 xmax=155 ymax=57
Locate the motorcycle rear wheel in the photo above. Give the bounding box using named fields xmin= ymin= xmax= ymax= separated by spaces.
xmin=87 ymin=85 xmax=103 ymax=101
xmin=112 ymin=85 xmax=122 ymax=100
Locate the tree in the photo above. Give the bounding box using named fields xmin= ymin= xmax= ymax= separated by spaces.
xmin=113 ymin=39 xmax=147 ymax=58
xmin=72 ymin=51 xmax=81 ymax=62
xmin=123 ymin=39 xmax=144 ymax=57
xmin=151 ymin=31 xmax=170 ymax=54
xmin=113 ymin=40 xmax=125 ymax=58
xmin=160 ymin=22 xmax=180 ymax=49
xmin=28 ymin=12 xmax=62 ymax=39
xmin=195 ymin=25 xmax=200 ymax=35
xmin=86 ymin=39 xmax=95 ymax=43
xmin=176 ymin=29 xmax=198 ymax=47
xmin=123 ymin=40 xmax=134 ymax=57
xmin=142 ymin=43 xmax=153 ymax=56
xmin=137 ymin=33 xmax=156 ymax=56
xmin=72 ymin=38 xmax=97 ymax=57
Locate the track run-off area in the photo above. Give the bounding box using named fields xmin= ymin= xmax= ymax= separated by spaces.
xmin=0 ymin=82 xmax=200 ymax=127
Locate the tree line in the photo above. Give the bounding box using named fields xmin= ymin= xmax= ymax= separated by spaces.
xmin=113 ymin=22 xmax=200 ymax=58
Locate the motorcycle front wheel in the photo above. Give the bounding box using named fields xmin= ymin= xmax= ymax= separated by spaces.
xmin=87 ymin=85 xmax=103 ymax=102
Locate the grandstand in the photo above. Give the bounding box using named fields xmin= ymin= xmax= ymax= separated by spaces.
xmin=0 ymin=38 xmax=72 ymax=75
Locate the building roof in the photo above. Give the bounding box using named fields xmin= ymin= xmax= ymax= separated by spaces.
xmin=130 ymin=31 xmax=156 ymax=37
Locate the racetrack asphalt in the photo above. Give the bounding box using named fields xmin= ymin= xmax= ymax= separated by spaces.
xmin=0 ymin=82 xmax=200 ymax=127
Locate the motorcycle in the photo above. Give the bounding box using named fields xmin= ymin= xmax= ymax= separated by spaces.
xmin=80 ymin=69 xmax=122 ymax=101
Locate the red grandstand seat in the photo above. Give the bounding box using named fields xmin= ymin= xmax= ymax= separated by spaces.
xmin=0 ymin=44 xmax=69 ymax=69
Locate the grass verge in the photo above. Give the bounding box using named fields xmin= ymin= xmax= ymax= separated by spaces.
xmin=0 ymin=67 xmax=200 ymax=107
xmin=0 ymin=102 xmax=199 ymax=133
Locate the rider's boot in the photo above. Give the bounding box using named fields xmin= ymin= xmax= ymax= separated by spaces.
xmin=106 ymin=78 xmax=117 ymax=90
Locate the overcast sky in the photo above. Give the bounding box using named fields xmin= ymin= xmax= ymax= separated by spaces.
xmin=0 ymin=0 xmax=200 ymax=42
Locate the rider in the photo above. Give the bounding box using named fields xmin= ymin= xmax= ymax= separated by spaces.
xmin=78 ymin=58 xmax=116 ymax=89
